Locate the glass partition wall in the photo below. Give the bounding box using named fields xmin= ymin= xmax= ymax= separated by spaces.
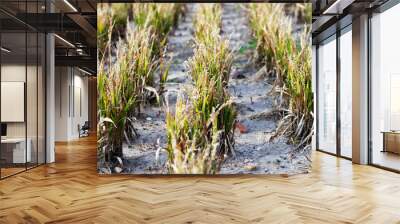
xmin=317 ymin=35 xmax=337 ymax=155
xmin=316 ymin=26 xmax=353 ymax=159
xmin=0 ymin=2 xmax=46 ymax=179
xmin=370 ymin=3 xmax=400 ymax=171
xmin=339 ymin=27 xmax=352 ymax=159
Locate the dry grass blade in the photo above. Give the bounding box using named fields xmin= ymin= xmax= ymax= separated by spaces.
xmin=248 ymin=3 xmax=313 ymax=148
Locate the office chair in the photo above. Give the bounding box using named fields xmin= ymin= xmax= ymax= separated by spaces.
xmin=79 ymin=121 xmax=90 ymax=138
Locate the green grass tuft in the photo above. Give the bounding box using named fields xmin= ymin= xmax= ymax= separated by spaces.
xmin=98 ymin=3 xmax=183 ymax=163
xmin=165 ymin=4 xmax=236 ymax=174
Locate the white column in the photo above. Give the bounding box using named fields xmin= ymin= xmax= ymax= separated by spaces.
xmin=352 ymin=14 xmax=369 ymax=164
xmin=46 ymin=32 xmax=55 ymax=163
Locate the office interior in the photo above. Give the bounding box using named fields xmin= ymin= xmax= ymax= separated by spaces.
xmin=313 ymin=0 xmax=400 ymax=172
xmin=0 ymin=0 xmax=96 ymax=179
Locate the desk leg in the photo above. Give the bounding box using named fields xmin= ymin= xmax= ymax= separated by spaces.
xmin=382 ymin=134 xmax=386 ymax=153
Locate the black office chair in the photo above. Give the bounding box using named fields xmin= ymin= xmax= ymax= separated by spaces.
xmin=79 ymin=121 xmax=90 ymax=138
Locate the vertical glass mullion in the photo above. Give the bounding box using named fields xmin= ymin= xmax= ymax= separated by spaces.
xmin=36 ymin=5 xmax=38 ymax=168
xmin=44 ymin=0 xmax=47 ymax=164
xmin=36 ymin=0 xmax=39 ymax=167
xmin=0 ymin=27 xmax=2 ymax=179
xmin=336 ymin=30 xmax=341 ymax=157
xmin=25 ymin=0 xmax=28 ymax=171
xmin=315 ymin=45 xmax=319 ymax=151
xmin=367 ymin=12 xmax=372 ymax=165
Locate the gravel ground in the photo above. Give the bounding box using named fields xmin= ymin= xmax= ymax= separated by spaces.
xmin=218 ymin=3 xmax=310 ymax=174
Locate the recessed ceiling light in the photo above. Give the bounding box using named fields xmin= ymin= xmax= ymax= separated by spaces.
xmin=54 ymin=34 xmax=75 ymax=48
xmin=78 ymin=67 xmax=93 ymax=76
xmin=63 ymin=0 xmax=78 ymax=12
xmin=1 ymin=47 xmax=11 ymax=53
xmin=323 ymin=0 xmax=355 ymax=15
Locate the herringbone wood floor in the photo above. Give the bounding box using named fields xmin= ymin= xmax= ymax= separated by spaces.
xmin=1 ymin=136 xmax=400 ymax=223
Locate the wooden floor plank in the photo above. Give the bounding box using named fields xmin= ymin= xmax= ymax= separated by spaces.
xmin=1 ymin=135 xmax=400 ymax=223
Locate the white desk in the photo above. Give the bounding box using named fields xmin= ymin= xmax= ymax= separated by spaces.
xmin=1 ymin=138 xmax=31 ymax=163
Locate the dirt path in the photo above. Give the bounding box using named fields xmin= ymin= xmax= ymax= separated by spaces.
xmin=122 ymin=4 xmax=198 ymax=174
xmin=219 ymin=3 xmax=310 ymax=174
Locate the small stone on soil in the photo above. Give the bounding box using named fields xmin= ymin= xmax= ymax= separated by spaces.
xmin=114 ymin=167 xmax=122 ymax=173
xmin=100 ymin=167 xmax=111 ymax=174
xmin=236 ymin=74 xmax=246 ymax=79
xmin=235 ymin=122 xmax=248 ymax=133
xmin=244 ymin=164 xmax=257 ymax=171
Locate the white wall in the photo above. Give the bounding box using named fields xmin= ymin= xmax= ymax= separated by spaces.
xmin=72 ymin=72 xmax=89 ymax=138
xmin=55 ymin=66 xmax=69 ymax=141
xmin=1 ymin=65 xmax=26 ymax=145
xmin=1 ymin=65 xmax=33 ymax=138
xmin=55 ymin=67 xmax=89 ymax=141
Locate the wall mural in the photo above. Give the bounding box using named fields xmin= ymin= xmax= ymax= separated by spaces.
xmin=97 ymin=3 xmax=313 ymax=175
